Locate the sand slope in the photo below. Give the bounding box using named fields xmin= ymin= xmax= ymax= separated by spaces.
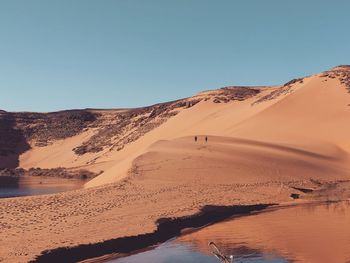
xmin=134 ymin=136 xmax=349 ymax=186
xmin=232 ymin=75 xmax=350 ymax=149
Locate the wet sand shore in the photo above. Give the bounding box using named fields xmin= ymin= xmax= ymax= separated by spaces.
xmin=33 ymin=204 xmax=272 ymax=263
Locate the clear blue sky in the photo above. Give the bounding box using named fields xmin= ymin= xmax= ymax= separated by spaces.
xmin=0 ymin=0 xmax=349 ymax=112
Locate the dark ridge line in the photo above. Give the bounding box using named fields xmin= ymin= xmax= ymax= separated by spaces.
xmin=30 ymin=204 xmax=273 ymax=263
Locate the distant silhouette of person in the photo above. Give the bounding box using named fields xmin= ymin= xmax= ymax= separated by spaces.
xmin=194 ymin=136 xmax=197 ymax=142
xmin=205 ymin=136 xmax=208 ymax=143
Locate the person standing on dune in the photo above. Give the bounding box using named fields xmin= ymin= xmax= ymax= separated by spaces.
xmin=195 ymin=136 xmax=197 ymax=142
xmin=205 ymin=136 xmax=208 ymax=143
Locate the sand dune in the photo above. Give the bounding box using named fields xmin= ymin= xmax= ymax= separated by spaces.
xmin=232 ymin=75 xmax=350 ymax=150
xmin=138 ymin=135 xmax=349 ymax=183
xmin=1 ymin=66 xmax=350 ymax=262
xmin=86 ymin=86 xmax=291 ymax=187
xmin=87 ymin=68 xmax=350 ymax=187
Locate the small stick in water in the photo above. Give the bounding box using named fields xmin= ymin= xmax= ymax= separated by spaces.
xmin=208 ymin=241 xmax=233 ymax=263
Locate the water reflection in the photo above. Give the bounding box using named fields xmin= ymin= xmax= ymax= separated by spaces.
xmin=112 ymin=242 xmax=287 ymax=263
xmin=0 ymin=176 xmax=85 ymax=198
xmin=0 ymin=175 xmax=20 ymax=188
xmin=111 ymin=201 xmax=350 ymax=263
xmin=176 ymin=201 xmax=350 ymax=263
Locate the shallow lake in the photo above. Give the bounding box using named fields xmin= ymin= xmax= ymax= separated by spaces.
xmin=111 ymin=201 xmax=350 ymax=263
xmin=0 ymin=176 xmax=85 ymax=198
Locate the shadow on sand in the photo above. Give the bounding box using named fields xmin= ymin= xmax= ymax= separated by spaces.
xmin=31 ymin=204 xmax=272 ymax=263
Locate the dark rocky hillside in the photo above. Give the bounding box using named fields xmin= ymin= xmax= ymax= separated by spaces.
xmin=0 ymin=110 xmax=97 ymax=168
xmin=72 ymin=98 xmax=201 ymax=156
xmin=13 ymin=110 xmax=99 ymax=147
xmin=72 ymin=87 xmax=263 ymax=157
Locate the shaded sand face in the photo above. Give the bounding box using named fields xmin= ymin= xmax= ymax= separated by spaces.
xmin=112 ymin=201 xmax=350 ymax=263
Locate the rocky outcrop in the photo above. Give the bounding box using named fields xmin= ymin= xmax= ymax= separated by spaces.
xmin=283 ymin=78 xmax=304 ymax=87
xmin=13 ymin=110 xmax=99 ymax=147
xmin=213 ymin=87 xmax=260 ymax=103
xmin=321 ymin=65 xmax=350 ymax=91
xmin=73 ymin=98 xmax=202 ymax=156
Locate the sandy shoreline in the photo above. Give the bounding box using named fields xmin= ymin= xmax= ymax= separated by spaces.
xmin=1 ymin=173 xmax=349 ymax=263
xmin=61 ymin=200 xmax=341 ymax=263
xmin=0 ymin=179 xmax=280 ymax=263
xmin=2 ymin=134 xmax=350 ymax=262
xmin=32 ymin=204 xmax=272 ymax=263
